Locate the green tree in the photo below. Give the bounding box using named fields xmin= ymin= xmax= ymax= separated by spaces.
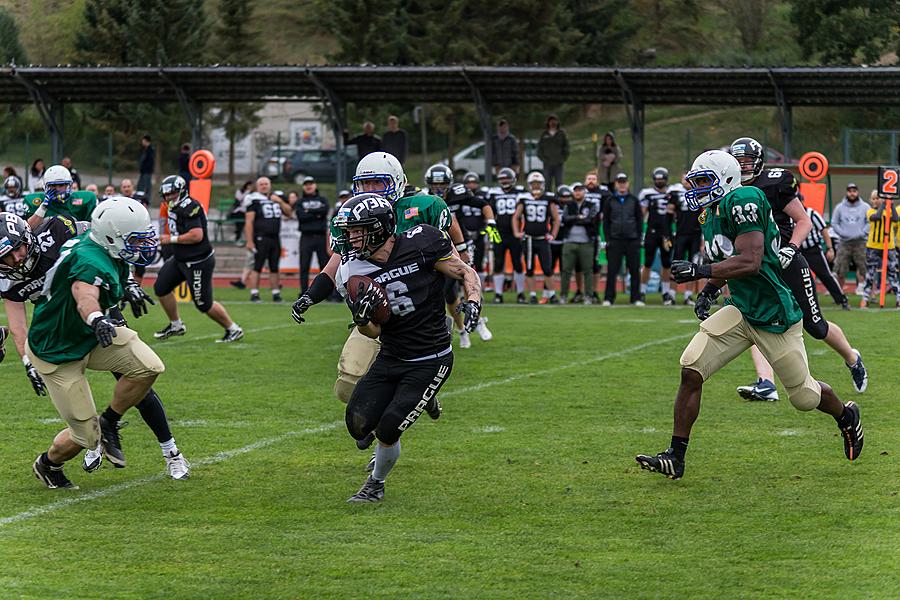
xmin=0 ymin=6 xmax=28 ymax=65
xmin=789 ymin=0 xmax=900 ymax=64
xmin=208 ymin=0 xmax=265 ymax=185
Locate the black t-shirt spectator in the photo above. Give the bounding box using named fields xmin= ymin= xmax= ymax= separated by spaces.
xmin=382 ymin=129 xmax=408 ymax=164
xmin=345 ymin=132 xmax=382 ymax=158
xmin=139 ymin=144 xmax=155 ymax=175
xmin=295 ymin=192 xmax=330 ymax=234
xmin=168 ymin=197 xmax=213 ymax=262
xmin=245 ymin=192 xmax=283 ymax=238
xmin=602 ymin=193 xmax=643 ymax=240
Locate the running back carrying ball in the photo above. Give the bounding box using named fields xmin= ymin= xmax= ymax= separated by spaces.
xmin=345 ymin=274 xmax=391 ymax=325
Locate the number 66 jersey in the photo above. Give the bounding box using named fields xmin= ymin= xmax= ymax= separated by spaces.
xmin=336 ymin=224 xmax=453 ymax=361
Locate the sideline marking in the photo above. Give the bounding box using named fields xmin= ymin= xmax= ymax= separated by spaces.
xmin=0 ymin=422 xmax=340 ymax=529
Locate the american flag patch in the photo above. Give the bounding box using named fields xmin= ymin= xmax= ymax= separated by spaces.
xmin=404 ymin=207 xmax=419 ymax=219
xmin=72 ymin=198 xmax=83 ymax=206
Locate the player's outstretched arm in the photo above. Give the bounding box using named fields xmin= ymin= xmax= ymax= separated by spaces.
xmin=4 ymin=299 xmax=29 ymax=359
xmin=672 ymin=232 xmax=763 ymax=283
xmin=291 ymin=253 xmax=340 ymax=324
xmin=436 ymin=255 xmax=481 ymax=303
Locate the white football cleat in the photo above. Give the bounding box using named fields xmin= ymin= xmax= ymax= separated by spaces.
xmin=475 ymin=317 xmax=493 ymax=341
xmin=458 ymin=330 xmax=471 ymax=349
xmin=165 ymin=451 xmax=191 ymax=480
xmin=82 ymin=444 xmax=103 ymax=473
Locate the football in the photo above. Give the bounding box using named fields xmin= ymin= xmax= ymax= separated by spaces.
xmin=346 ymin=274 xmax=391 ymax=325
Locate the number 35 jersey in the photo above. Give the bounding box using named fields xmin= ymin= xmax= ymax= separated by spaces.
xmin=699 ymin=185 xmax=801 ymax=333
xmin=336 ymin=224 xmax=453 ymax=361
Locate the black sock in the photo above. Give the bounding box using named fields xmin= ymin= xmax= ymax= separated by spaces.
xmin=670 ymin=436 xmax=689 ymax=461
xmin=102 ymin=406 xmax=122 ymax=425
xmin=136 ymin=389 xmax=172 ymax=444
xmin=835 ymin=406 xmax=851 ymax=428
xmin=40 ymin=452 xmax=62 ymax=469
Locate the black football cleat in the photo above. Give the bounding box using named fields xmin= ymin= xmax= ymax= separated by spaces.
xmin=272 ymin=291 xmax=283 ymax=303
xmin=99 ymin=415 xmax=126 ymax=468
xmin=549 ymin=294 xmax=560 ymax=305
xmin=838 ymin=401 xmax=864 ymax=461
xmin=33 ymin=455 xmax=78 ymax=489
xmin=347 ymin=475 xmax=385 ymax=503
xmin=635 ymin=448 xmax=684 ymax=480
xmin=516 ymin=293 xmax=527 ymax=304
xmin=426 ymin=396 xmax=442 ymax=420
xmin=571 ymin=292 xmax=584 ymax=304
xmin=493 ymin=293 xmax=504 ymax=304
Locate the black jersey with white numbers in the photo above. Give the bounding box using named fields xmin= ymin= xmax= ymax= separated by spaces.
xmin=753 ymin=168 xmax=799 ymax=245
xmin=488 ymin=186 xmax=524 ymax=235
xmin=1 ymin=194 xmax=27 ymax=218
xmin=244 ymin=192 xmax=283 ymax=238
xmin=517 ymin=192 xmax=555 ymax=237
xmin=638 ymin=186 xmax=675 ymax=232
xmin=0 ymin=216 xmax=79 ymax=303
xmin=445 ymin=184 xmax=489 ymax=235
xmin=336 ymin=224 xmax=453 ymax=361
xmin=167 ymin=197 xmax=213 ymax=263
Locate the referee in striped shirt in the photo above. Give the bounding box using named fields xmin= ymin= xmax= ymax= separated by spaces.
xmin=800 ymin=205 xmax=848 ymax=308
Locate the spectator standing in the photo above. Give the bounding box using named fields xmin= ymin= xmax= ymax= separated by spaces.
xmin=138 ymin=135 xmax=155 ymax=195
xmin=601 ymin=173 xmax=643 ymax=306
xmin=344 ymin=122 xmax=382 ymax=159
xmin=381 ymin=116 xmax=408 ymax=165
xmin=537 ymin=114 xmax=569 ymax=190
xmin=61 ymin=157 xmax=82 ymax=189
xmin=2 ymin=166 xmax=18 ymax=179
xmin=583 ymin=170 xmax=609 ymax=302
xmin=28 ymin=159 xmax=45 ymax=193
xmin=598 ymin=132 xmax=623 ymax=185
xmin=491 ymin=119 xmax=520 ymax=175
xmin=243 ymin=177 xmax=293 ymax=303
xmin=860 ymin=192 xmax=900 ymax=307
xmin=831 ymin=182 xmax=870 ymax=294
xmin=560 ymin=182 xmax=599 ymax=303
xmin=292 ymin=176 xmax=330 ymax=295
xmin=178 ymin=144 xmax=192 ymax=182
xmin=101 ymin=184 xmax=116 ymax=201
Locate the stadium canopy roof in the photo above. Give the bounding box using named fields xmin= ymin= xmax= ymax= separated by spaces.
xmin=4 ymin=64 xmax=898 ymax=185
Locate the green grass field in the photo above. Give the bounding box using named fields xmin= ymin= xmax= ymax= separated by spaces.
xmin=0 ymin=289 xmax=898 ymax=599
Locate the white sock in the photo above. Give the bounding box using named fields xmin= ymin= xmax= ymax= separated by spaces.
xmin=171 ymin=319 xmax=183 ymax=328
xmin=160 ymin=438 xmax=178 ymax=457
xmin=541 ymin=288 xmax=549 ymax=298
xmin=250 ymin=288 xmax=259 ymax=295
xmin=514 ymin=273 xmax=525 ymax=293
xmin=684 ymin=290 xmax=693 ymax=300
xmin=493 ymin=274 xmax=504 ymax=294
xmin=272 ymin=288 xmax=281 ymax=295
xmin=228 ymin=323 xmax=241 ymax=332
xmin=640 ymin=283 xmax=648 ymax=294
xmin=530 ymin=291 xmax=537 ymax=297
xmin=661 ymin=281 xmax=671 ymax=294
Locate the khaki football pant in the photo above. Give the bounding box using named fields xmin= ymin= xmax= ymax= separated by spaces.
xmin=334 ymin=327 xmax=381 ymax=403
xmin=680 ymin=305 xmax=821 ymax=411
xmin=26 ymin=327 xmax=165 ymax=449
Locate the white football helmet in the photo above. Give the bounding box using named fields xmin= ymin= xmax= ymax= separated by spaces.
xmin=526 ymin=171 xmax=545 ymax=194
xmin=351 ymin=152 xmax=407 ymax=203
xmin=42 ymin=165 xmax=73 ymax=203
xmin=89 ymin=196 xmax=158 ymax=266
xmin=683 ymin=150 xmax=742 ymax=211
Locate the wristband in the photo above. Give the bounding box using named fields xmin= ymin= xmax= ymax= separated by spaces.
xmin=170 ymin=234 xmax=179 ymax=244
xmin=700 ymin=281 xmax=720 ymax=298
xmin=697 ymin=263 xmax=712 ymax=279
xmin=306 ymin=271 xmax=336 ymax=304
xmin=85 ymin=311 xmax=104 ymax=326
xmin=486 ymin=219 xmax=497 ymax=227
xmin=34 ymin=204 xmax=48 ymax=218
xmin=455 ymin=242 xmax=469 ymax=252
xmin=22 ymin=355 xmax=32 ymax=367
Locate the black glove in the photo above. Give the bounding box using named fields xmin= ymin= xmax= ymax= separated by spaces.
xmin=345 ymin=281 xmax=381 ymax=327
xmin=107 ymin=306 xmax=128 ymax=327
xmin=121 ymin=279 xmax=155 ymax=319
xmin=671 ymin=260 xmax=712 ymax=283
xmin=456 ymin=300 xmax=482 ymax=333
xmin=292 ymin=294 xmax=314 ymax=324
xmin=91 ymin=315 xmax=118 ymax=348
xmin=777 ymin=243 xmax=798 ymax=270
xmin=694 ymin=285 xmax=721 ymax=321
xmin=0 ymin=326 xmax=7 ymax=364
xmin=24 ymin=358 xmax=47 ymax=396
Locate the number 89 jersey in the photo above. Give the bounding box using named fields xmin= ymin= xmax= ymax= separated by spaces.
xmin=336 ymin=224 xmax=454 ymax=361
xmin=698 ymin=185 xmax=801 ymax=333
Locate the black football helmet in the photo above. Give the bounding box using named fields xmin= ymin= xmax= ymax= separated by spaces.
xmin=332 ymin=193 xmax=396 ymax=261
xmin=159 ymin=175 xmax=188 ymax=206
xmin=0 ymin=213 xmax=39 ymax=280
xmin=729 ymin=137 xmax=765 ymax=184
xmin=462 ymin=171 xmax=480 ymax=188
xmin=652 ymin=167 xmax=669 ymax=187
xmin=497 ymin=167 xmax=516 ymax=191
xmin=3 ymin=175 xmax=23 ymax=198
xmin=425 ymin=164 xmax=453 ymax=196
xmin=556 ymin=185 xmax=573 ymax=198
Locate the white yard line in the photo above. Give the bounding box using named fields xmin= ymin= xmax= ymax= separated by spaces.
xmin=158 ymin=318 xmax=345 ymax=346
xmin=441 ymin=333 xmax=691 ymax=398
xmin=0 ymin=422 xmax=340 ymax=529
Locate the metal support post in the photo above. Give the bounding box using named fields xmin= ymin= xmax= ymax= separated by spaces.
xmin=615 ymin=71 xmax=644 ymax=189
xmin=768 ymin=70 xmax=792 ymax=161
xmin=159 ymin=70 xmax=202 ymax=149
xmin=461 ymin=69 xmax=493 ymax=185
xmin=307 ymin=71 xmax=348 ymax=190
xmin=14 ymin=71 xmax=64 ymax=164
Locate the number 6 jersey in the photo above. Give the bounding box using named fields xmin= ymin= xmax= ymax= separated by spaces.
xmin=336 ymin=224 xmax=453 ymax=361
xmin=698 ymin=185 xmax=801 ymax=333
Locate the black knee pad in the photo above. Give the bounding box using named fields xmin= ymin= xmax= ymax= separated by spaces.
xmin=803 ymin=315 xmax=829 ymax=340
xmin=195 ymin=298 xmax=214 ymax=313
xmin=345 ymin=404 xmax=371 ymax=441
xmin=374 ymin=426 xmax=401 ymax=447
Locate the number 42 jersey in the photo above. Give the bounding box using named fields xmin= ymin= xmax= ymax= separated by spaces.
xmin=336 ymin=224 xmax=453 ymax=361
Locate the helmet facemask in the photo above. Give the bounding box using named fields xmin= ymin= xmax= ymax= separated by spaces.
xmin=352 ymin=175 xmax=398 ymax=203
xmin=0 ymin=231 xmax=39 ymax=281
xmin=118 ymin=227 xmax=159 ymax=266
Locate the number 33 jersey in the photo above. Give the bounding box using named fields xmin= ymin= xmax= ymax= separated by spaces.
xmin=698 ymin=185 xmax=801 ymax=333
xmin=336 ymin=224 xmax=454 ymax=361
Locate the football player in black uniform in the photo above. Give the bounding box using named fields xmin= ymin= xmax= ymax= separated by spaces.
xmin=514 ymin=172 xmax=561 ymax=304
xmin=583 ymin=171 xmax=609 ymax=302
xmin=487 ymin=167 xmax=527 ymax=303
xmin=551 ymin=185 xmax=571 ymax=285
xmin=333 ymin=193 xmax=482 ymax=503
xmin=730 ymin=137 xmax=867 ymax=400
xmin=443 ymin=182 xmax=496 ymax=346
xmin=243 ymin=177 xmax=293 ymax=302
xmin=461 ymin=171 xmax=493 ymax=285
xmin=670 ymin=175 xmax=701 ymax=305
xmin=153 ymin=175 xmax=244 ymax=343
xmin=0 ymin=212 xmax=190 ymax=479
xmin=1 ymin=175 xmax=27 ymax=217
xmin=638 ymin=167 xmax=677 ymax=305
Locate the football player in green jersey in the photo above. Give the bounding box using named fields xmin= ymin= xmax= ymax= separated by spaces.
xmin=292 ymin=151 xmax=466 ymax=407
xmin=636 ymin=150 xmax=863 ymax=480
xmin=24 ymin=164 xmax=97 ymax=230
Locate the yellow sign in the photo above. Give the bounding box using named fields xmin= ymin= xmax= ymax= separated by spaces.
xmin=175 ymin=282 xmax=191 ymax=303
